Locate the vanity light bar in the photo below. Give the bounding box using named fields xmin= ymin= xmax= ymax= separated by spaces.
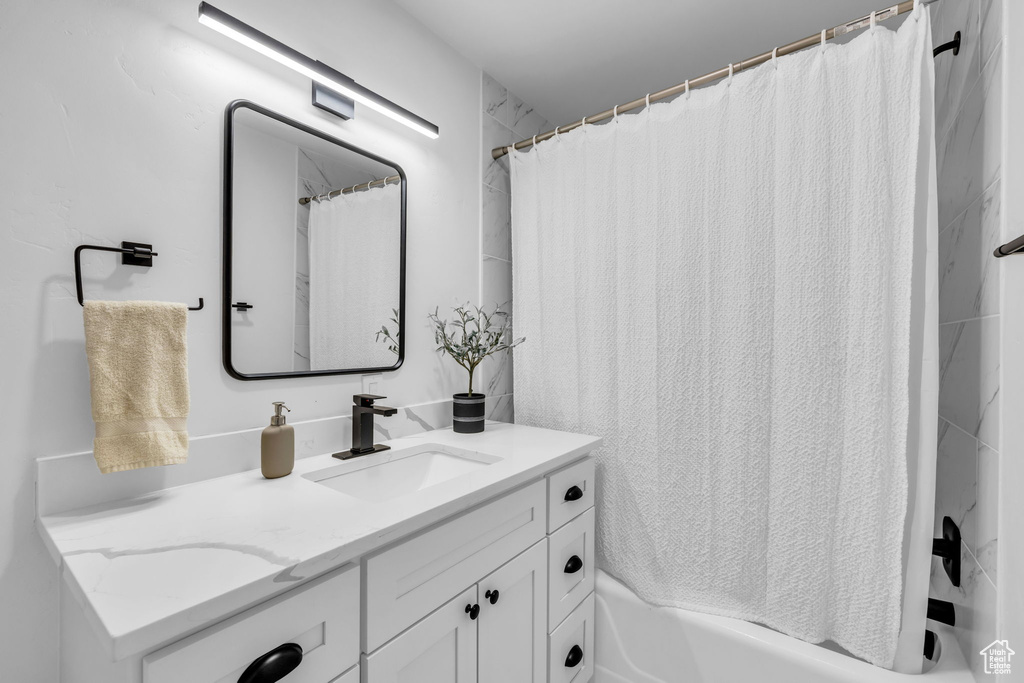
xmin=198 ymin=2 xmax=440 ymax=139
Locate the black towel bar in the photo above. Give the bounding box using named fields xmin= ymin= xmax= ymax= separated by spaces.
xmin=74 ymin=241 xmax=204 ymax=310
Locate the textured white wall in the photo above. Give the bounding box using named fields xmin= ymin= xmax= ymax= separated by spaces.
xmin=231 ymin=123 xmax=298 ymax=374
xmin=0 ymin=0 xmax=481 ymax=679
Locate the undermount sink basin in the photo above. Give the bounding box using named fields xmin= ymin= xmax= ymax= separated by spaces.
xmin=305 ymin=444 xmax=501 ymax=502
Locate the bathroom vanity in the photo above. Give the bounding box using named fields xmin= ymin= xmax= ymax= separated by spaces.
xmin=37 ymin=423 xmax=600 ymax=683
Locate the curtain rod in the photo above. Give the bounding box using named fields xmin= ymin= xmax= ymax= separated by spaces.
xmin=492 ymin=0 xmax=938 ymax=160
xmin=298 ymin=174 xmax=401 ymax=205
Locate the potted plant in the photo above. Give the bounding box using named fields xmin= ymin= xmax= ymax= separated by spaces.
xmin=429 ymin=303 xmax=524 ymax=433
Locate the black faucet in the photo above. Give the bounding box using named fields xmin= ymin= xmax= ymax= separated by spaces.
xmin=334 ymin=394 xmax=397 ymax=460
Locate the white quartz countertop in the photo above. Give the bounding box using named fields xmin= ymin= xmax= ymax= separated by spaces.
xmin=37 ymin=422 xmax=601 ymax=661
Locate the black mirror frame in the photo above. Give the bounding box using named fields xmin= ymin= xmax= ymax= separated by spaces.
xmin=222 ymin=100 xmax=406 ymax=381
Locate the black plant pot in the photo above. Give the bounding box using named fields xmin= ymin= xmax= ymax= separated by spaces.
xmin=452 ymin=393 xmax=485 ymax=433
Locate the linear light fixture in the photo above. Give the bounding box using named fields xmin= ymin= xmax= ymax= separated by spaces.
xmin=198 ymin=2 xmax=439 ymax=139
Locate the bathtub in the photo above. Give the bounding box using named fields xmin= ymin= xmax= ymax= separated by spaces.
xmin=594 ymin=570 xmax=973 ymax=683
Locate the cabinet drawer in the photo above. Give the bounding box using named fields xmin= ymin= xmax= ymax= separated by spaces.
xmin=548 ymin=592 xmax=595 ymax=683
xmin=143 ymin=564 xmax=359 ymax=683
xmin=547 ymin=458 xmax=595 ymax=532
xmin=548 ymin=508 xmax=595 ymax=630
xmin=364 ymin=480 xmax=546 ymax=652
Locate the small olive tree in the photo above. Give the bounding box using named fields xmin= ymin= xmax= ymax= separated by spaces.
xmin=428 ymin=303 xmax=524 ymax=396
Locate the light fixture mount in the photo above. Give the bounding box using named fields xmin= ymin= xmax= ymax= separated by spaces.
xmin=311 ymin=62 xmax=355 ymax=120
xmin=198 ymin=2 xmax=438 ymax=138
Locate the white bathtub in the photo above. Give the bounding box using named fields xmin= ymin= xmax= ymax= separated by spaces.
xmin=594 ymin=570 xmax=973 ymax=683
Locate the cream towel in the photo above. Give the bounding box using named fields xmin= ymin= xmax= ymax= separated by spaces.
xmin=83 ymin=301 xmax=190 ymax=474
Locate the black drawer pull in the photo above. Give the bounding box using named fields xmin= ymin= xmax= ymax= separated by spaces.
xmin=237 ymin=643 xmax=302 ymax=683
xmin=564 ymin=644 xmax=584 ymax=668
xmin=564 ymin=555 xmax=584 ymax=574
xmin=485 ymin=589 xmax=500 ymax=605
xmin=564 ymin=485 xmax=584 ymax=502
xmin=465 ymin=603 xmax=480 ymax=620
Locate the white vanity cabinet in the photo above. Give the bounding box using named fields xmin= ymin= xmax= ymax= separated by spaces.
xmin=544 ymin=458 xmax=597 ymax=683
xmin=54 ymin=448 xmax=598 ymax=683
xmin=362 ymin=481 xmax=549 ymax=683
xmin=362 ymin=456 xmax=596 ymax=683
xmin=364 ymin=541 xmax=547 ymax=683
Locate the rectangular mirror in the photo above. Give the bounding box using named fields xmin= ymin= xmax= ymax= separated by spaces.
xmin=223 ymin=100 xmax=406 ymax=380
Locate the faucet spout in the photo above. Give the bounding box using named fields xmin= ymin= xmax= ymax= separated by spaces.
xmin=333 ymin=394 xmax=397 ymax=460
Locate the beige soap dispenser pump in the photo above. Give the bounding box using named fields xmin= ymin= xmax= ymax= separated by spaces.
xmin=261 ymin=402 xmax=294 ymax=479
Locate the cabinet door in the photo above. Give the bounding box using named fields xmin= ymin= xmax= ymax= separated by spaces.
xmin=478 ymin=540 xmax=547 ymax=683
xmin=364 ymin=587 xmax=478 ymax=683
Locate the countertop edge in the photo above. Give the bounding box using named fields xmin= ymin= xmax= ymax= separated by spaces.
xmin=45 ymin=426 xmax=603 ymax=660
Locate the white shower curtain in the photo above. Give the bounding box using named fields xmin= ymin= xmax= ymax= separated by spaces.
xmin=511 ymin=12 xmax=936 ymax=669
xmin=309 ymin=182 xmax=400 ymax=370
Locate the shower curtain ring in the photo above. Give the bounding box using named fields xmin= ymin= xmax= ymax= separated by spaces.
xmin=645 ymin=93 xmax=651 ymax=109
xmin=580 ymin=117 xmax=587 ymax=130
xmin=820 ymin=29 xmax=827 ymax=51
xmin=613 ymin=104 xmax=619 ymax=121
xmin=870 ymin=10 xmax=877 ymax=29
xmin=684 ymin=80 xmax=690 ymax=98
xmin=772 ymin=47 xmax=779 ymax=69
xmin=532 ymin=135 xmax=537 ymax=149
xmin=727 ymin=64 xmax=734 ymax=85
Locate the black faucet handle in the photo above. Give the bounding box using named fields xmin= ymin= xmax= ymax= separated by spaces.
xmin=354 ymin=394 xmax=387 ymax=406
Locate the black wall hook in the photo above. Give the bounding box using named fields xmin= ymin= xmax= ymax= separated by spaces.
xmin=74 ymin=241 xmax=204 ymax=310
xmin=932 ymin=516 xmax=961 ymax=587
xmin=933 ymin=31 xmax=961 ymax=58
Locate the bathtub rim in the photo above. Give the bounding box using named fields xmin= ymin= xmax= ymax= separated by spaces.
xmin=594 ymin=568 xmax=972 ymax=681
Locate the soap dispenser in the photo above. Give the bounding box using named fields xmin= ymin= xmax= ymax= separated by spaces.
xmin=261 ymin=402 xmax=294 ymax=479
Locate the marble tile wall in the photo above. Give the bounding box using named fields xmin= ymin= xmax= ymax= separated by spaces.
xmin=931 ymin=1 xmax=1003 ymax=678
xmin=480 ymin=72 xmax=550 ymax=424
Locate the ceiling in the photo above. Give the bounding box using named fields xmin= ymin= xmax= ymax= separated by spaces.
xmin=394 ymin=0 xmax=915 ymax=126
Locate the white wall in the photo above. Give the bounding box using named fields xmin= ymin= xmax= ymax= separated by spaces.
xmin=231 ymin=123 xmax=299 ymax=374
xmin=0 ymin=0 xmax=482 ymax=679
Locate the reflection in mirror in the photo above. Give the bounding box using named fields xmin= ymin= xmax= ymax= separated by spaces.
xmin=225 ymin=102 xmax=405 ymax=379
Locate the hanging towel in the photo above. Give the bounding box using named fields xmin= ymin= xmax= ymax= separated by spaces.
xmin=83 ymin=301 xmax=190 ymax=473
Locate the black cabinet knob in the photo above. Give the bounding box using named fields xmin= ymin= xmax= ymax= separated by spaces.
xmin=237 ymin=643 xmax=302 ymax=683
xmin=564 ymin=644 xmax=584 ymax=668
xmin=465 ymin=603 xmax=480 ymax=620
xmin=485 ymin=589 xmax=500 ymax=605
xmin=232 ymin=302 xmax=254 ymax=310
xmin=564 ymin=555 xmax=584 ymax=574
xmin=564 ymin=485 xmax=584 ymax=502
